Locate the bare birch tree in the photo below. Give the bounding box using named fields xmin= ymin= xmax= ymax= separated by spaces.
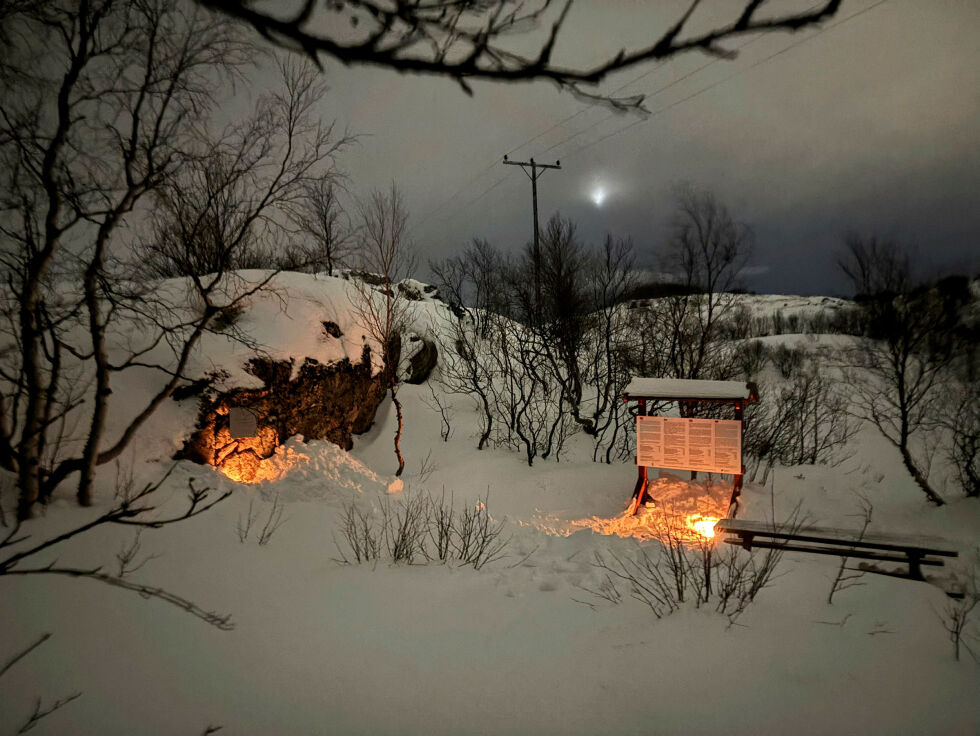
xmin=630 ymin=184 xmax=751 ymax=404
xmin=0 ymin=0 xmax=254 ymax=518
xmin=839 ymin=236 xmax=962 ymax=506
xmin=0 ymin=0 xmax=350 ymax=518
xmin=292 ymin=175 xmax=356 ymax=276
xmin=349 ymin=184 xmax=416 ymax=476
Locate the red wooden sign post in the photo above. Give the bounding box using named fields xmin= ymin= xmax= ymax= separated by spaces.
xmin=623 ymin=378 xmax=759 ymax=517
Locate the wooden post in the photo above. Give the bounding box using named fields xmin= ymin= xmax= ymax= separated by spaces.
xmin=727 ymin=400 xmax=745 ymax=517
xmin=907 ymin=551 xmax=924 ymax=581
xmin=628 ymin=399 xmax=649 ymax=515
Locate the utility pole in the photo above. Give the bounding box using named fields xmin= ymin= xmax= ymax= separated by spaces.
xmin=503 ymin=155 xmax=561 ymax=317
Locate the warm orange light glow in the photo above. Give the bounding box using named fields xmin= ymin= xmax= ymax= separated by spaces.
xmin=216 ymin=444 xmax=309 ymax=484
xmin=685 ymin=514 xmax=719 ymax=539
xmin=524 ymin=476 xmax=728 ymax=545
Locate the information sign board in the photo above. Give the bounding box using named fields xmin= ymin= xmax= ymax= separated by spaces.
xmin=229 ymin=407 xmax=258 ymax=438
xmin=636 ymin=416 xmax=741 ymax=474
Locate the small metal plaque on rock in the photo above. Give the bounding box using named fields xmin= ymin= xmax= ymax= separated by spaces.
xmin=229 ymin=407 xmax=258 ymax=438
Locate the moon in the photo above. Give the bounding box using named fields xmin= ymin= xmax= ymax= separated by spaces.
xmin=591 ymin=187 xmax=606 ymax=207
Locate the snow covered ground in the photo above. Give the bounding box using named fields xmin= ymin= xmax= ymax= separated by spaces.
xmin=2 ymin=274 xmax=978 ymax=735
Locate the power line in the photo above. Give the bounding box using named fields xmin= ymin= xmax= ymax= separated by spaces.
xmin=420 ymin=0 xmax=888 ymax=234
xmin=412 ymin=46 xmax=680 ymax=236
xmin=414 ymin=57 xmax=710 ymax=234
xmin=503 ymin=60 xmax=673 ymax=159
xmin=552 ymin=0 xmax=891 ymax=163
xmin=412 ymin=9 xmax=786 ymax=234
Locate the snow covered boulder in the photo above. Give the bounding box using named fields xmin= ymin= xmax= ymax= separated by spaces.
xmin=401 ymin=333 xmax=438 ymax=384
xmin=177 ymin=341 xmax=399 ymax=480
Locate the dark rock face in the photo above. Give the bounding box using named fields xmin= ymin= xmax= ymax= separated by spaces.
xmin=176 ymin=341 xmax=398 ymax=481
xmin=404 ymin=336 xmax=438 ymax=385
xmin=321 ymin=320 xmax=343 ymax=338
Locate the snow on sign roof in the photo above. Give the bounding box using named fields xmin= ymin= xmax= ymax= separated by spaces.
xmin=623 ymin=377 xmax=759 ymax=403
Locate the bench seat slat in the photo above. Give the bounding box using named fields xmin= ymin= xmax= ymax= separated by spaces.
xmin=722 ymin=538 xmax=947 ymax=566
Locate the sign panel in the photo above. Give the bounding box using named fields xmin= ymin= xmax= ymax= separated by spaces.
xmin=229 ymin=407 xmax=258 ymax=438
xmin=636 ymin=416 xmax=742 ymax=474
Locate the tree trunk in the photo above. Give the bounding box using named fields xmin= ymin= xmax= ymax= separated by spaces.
xmin=899 ymin=442 xmax=945 ymax=506
xmin=17 ymin=295 xmax=44 ymax=521
xmin=77 ymin=252 xmax=109 ymax=507
xmin=392 ymin=383 xmax=405 ymax=476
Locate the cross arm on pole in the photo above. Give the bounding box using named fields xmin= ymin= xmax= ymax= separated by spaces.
xmin=502 ymin=156 xmax=561 ymax=181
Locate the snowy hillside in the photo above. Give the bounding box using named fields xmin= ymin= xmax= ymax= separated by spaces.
xmin=2 ymin=273 xmax=978 ymax=735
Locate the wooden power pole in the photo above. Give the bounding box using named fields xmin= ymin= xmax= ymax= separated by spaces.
xmin=503 ymin=155 xmax=561 ymax=315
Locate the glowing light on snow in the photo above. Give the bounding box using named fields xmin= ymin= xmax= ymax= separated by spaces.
xmin=217 ymin=444 xmax=309 ymax=483
xmin=591 ymin=187 xmax=606 ymax=206
xmin=525 ymin=477 xmax=727 ymax=544
xmin=685 ymin=514 xmax=719 ymax=539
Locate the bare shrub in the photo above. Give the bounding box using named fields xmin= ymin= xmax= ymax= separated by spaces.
xmin=453 ymin=493 xmax=508 ymax=570
xmin=743 ymin=363 xmax=855 ymax=483
xmin=115 ymin=530 xmax=159 ymax=578
xmin=348 ymin=184 xmax=417 ymax=476
xmin=292 ymin=176 xmax=356 ymax=276
xmin=937 ymin=556 xmax=979 ymax=662
xmin=768 ymin=344 xmax=807 ymax=379
xmin=235 ymin=493 xmax=286 ymax=545
xmin=1 ymin=634 xmax=81 ymax=735
xmin=945 ymin=383 xmax=980 ymax=498
xmin=737 ymin=340 xmax=767 ymax=381
xmin=803 ymin=307 xmax=864 ymax=336
xmin=716 ymin=526 xmax=800 ymax=624
xmin=381 ymin=492 xmax=429 ymax=564
xmin=335 ymin=490 xmax=508 ymax=569
xmin=432 ymin=228 xmax=631 ymax=467
xmin=827 ymin=494 xmax=873 ymax=604
xmin=336 ymin=503 xmax=382 ymax=564
xmin=428 ymin=491 xmax=455 ymax=563
xmin=716 ymin=304 xmax=753 ymax=341
xmin=590 ymin=547 xmax=680 ymax=619
xmin=237 ymin=499 xmax=258 ymax=543
xmin=257 ymin=493 xmax=287 ymax=546
xmin=422 ymin=383 xmax=454 ymax=443
xmin=585 ymin=502 xmax=803 ymax=625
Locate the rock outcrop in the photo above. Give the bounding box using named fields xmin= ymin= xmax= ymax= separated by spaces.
xmin=176 ymin=340 xmax=398 ymax=481
xmin=403 ymin=335 xmax=438 ymax=385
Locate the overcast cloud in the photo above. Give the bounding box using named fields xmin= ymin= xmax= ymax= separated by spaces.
xmin=299 ymin=0 xmax=980 ymax=296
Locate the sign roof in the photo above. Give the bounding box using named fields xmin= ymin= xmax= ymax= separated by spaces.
xmin=624 ymin=377 xmax=758 ymax=403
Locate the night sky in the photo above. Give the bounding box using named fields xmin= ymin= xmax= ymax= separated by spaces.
xmin=302 ymin=0 xmax=980 ymax=296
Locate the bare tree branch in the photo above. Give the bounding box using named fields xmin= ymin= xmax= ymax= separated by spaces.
xmin=195 ymin=0 xmax=842 ymax=111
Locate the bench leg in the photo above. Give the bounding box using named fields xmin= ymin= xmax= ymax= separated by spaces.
xmin=908 ymin=552 xmax=924 ymax=581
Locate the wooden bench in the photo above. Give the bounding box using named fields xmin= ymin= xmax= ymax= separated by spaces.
xmin=714 ymin=519 xmax=959 ymax=581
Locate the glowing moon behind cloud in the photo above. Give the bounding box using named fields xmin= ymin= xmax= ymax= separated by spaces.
xmin=591 ymin=187 xmax=606 ymax=206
